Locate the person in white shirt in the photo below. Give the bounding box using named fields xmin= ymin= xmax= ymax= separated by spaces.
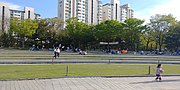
xmin=56 ymin=47 xmax=60 ymax=57
xmin=155 ymin=64 xmax=164 ymax=81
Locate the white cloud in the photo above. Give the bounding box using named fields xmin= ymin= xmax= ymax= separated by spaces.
xmin=10 ymin=3 xmax=24 ymax=10
xmin=0 ymin=2 xmax=23 ymax=10
xmin=9 ymin=4 xmax=22 ymax=10
xmin=134 ymin=0 xmax=180 ymax=23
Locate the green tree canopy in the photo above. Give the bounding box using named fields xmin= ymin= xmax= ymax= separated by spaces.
xmin=94 ymin=20 xmax=122 ymax=51
xmin=165 ymin=22 xmax=180 ymax=51
xmin=149 ymin=14 xmax=176 ymax=51
xmin=95 ymin=20 xmax=122 ymax=42
xmin=10 ymin=18 xmax=38 ymax=48
xmin=123 ymin=18 xmax=145 ymax=51
xmin=65 ymin=17 xmax=89 ymax=49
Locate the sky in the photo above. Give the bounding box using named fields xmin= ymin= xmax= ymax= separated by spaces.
xmin=0 ymin=0 xmax=180 ymax=23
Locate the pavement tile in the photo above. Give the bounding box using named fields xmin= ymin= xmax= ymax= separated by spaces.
xmin=1 ymin=76 xmax=180 ymax=90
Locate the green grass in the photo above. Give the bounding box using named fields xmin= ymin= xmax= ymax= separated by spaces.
xmin=0 ymin=64 xmax=180 ymax=80
xmin=1 ymin=50 xmax=180 ymax=61
xmin=1 ymin=49 xmax=180 ymax=80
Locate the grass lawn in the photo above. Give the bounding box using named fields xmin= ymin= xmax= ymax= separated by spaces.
xmin=0 ymin=64 xmax=180 ymax=80
xmin=1 ymin=49 xmax=180 ymax=62
xmin=1 ymin=50 xmax=180 ymax=61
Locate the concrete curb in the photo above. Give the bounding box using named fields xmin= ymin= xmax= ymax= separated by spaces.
xmin=1 ymin=74 xmax=180 ymax=81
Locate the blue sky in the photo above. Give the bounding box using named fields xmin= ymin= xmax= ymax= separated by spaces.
xmin=0 ymin=0 xmax=179 ymax=22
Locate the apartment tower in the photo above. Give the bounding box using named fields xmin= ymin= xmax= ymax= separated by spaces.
xmin=58 ymin=0 xmax=102 ymax=27
xmin=120 ymin=4 xmax=134 ymax=22
xmin=0 ymin=2 xmax=41 ymax=33
xmin=102 ymin=0 xmax=120 ymax=22
xmin=87 ymin=0 xmax=102 ymax=24
xmin=0 ymin=2 xmax=10 ymax=33
xmin=102 ymin=3 xmax=112 ymax=21
xmin=58 ymin=0 xmax=86 ymax=22
xmin=58 ymin=0 xmax=134 ymax=27
xmin=111 ymin=0 xmax=120 ymax=21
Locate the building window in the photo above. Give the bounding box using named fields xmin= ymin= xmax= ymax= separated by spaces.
xmin=28 ymin=10 xmax=30 ymax=18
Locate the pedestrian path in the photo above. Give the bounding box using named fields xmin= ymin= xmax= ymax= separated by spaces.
xmin=1 ymin=76 xmax=180 ymax=90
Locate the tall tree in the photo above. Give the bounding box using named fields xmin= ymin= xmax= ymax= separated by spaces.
xmin=0 ymin=33 xmax=15 ymax=47
xmin=46 ymin=18 xmax=64 ymax=32
xmin=165 ymin=22 xmax=180 ymax=51
xmin=32 ymin=18 xmax=64 ymax=48
xmin=65 ymin=17 xmax=89 ymax=49
xmin=95 ymin=20 xmax=122 ymax=51
xmin=46 ymin=18 xmax=64 ymax=47
xmin=123 ymin=18 xmax=145 ymax=51
xmin=149 ymin=14 xmax=176 ymax=52
xmin=11 ymin=19 xmax=38 ymax=48
xmin=8 ymin=18 xmax=20 ymax=48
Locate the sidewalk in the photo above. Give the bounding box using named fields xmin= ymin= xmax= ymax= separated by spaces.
xmin=1 ymin=76 xmax=180 ymax=90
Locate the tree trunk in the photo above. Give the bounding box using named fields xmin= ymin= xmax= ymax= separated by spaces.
xmin=150 ymin=43 xmax=153 ymax=52
xmin=22 ymin=37 xmax=25 ymax=48
xmin=155 ymin=37 xmax=158 ymax=50
xmin=159 ymin=32 xmax=162 ymax=52
xmin=108 ymin=41 xmax=110 ymax=52
xmin=146 ymin=38 xmax=150 ymax=50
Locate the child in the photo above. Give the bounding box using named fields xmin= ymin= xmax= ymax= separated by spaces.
xmin=155 ymin=64 xmax=164 ymax=81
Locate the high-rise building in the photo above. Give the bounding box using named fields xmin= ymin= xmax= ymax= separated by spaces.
xmin=120 ymin=4 xmax=134 ymax=22
xmin=102 ymin=0 xmax=120 ymax=22
xmin=58 ymin=0 xmax=134 ymax=28
xmin=97 ymin=1 xmax=103 ymax=23
xmin=58 ymin=0 xmax=86 ymax=23
xmin=0 ymin=2 xmax=41 ymax=33
xmin=24 ymin=7 xmax=35 ymax=20
xmin=10 ymin=7 xmax=41 ymax=21
xmin=58 ymin=0 xmax=102 ymax=27
xmin=0 ymin=2 xmax=10 ymax=33
xmin=102 ymin=3 xmax=112 ymax=21
xmin=87 ymin=0 xmax=102 ymax=24
xmin=111 ymin=0 xmax=120 ymax=21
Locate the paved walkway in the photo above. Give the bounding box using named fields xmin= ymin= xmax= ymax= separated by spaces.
xmin=1 ymin=76 xmax=180 ymax=90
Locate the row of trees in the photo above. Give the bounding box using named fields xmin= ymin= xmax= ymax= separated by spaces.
xmin=0 ymin=14 xmax=180 ymax=52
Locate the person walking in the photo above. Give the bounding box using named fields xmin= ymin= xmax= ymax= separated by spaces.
xmin=56 ymin=47 xmax=60 ymax=57
xmin=155 ymin=64 xmax=164 ymax=81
